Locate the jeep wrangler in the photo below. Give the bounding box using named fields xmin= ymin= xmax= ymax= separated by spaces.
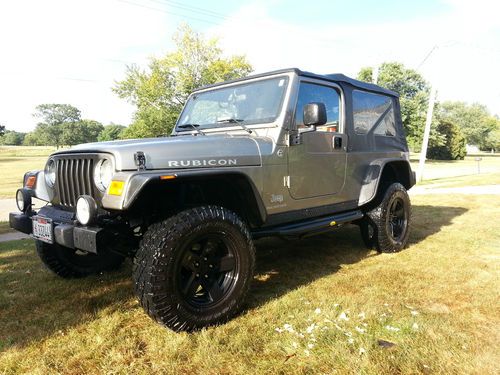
xmin=10 ymin=68 xmax=415 ymax=331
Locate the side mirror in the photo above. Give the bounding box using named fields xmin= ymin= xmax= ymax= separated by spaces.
xmin=303 ymin=102 xmax=327 ymax=127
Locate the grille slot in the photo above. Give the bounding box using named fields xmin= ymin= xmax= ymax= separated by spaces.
xmin=56 ymin=157 xmax=95 ymax=207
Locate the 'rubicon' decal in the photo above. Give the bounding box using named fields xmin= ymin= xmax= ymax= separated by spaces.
xmin=168 ymin=159 xmax=237 ymax=167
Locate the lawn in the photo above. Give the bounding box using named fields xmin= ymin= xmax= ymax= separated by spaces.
xmin=0 ymin=146 xmax=56 ymax=199
xmin=0 ymin=187 xmax=498 ymax=373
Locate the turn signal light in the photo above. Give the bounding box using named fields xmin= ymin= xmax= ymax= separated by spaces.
xmin=25 ymin=175 xmax=37 ymax=189
xmin=159 ymin=175 xmax=176 ymax=180
xmin=108 ymin=180 xmax=125 ymax=196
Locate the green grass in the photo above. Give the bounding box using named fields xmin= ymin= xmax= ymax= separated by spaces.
xmin=0 ymin=146 xmax=56 ymax=199
xmin=0 ymin=191 xmax=499 ymax=374
xmin=0 ymin=222 xmax=12 ymax=235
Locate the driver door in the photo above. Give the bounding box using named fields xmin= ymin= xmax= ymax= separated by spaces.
xmin=288 ymin=81 xmax=347 ymax=199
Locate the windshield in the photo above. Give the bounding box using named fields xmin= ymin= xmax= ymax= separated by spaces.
xmin=176 ymin=76 xmax=289 ymax=131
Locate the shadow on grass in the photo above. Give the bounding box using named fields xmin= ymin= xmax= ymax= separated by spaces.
xmin=0 ymin=204 xmax=467 ymax=350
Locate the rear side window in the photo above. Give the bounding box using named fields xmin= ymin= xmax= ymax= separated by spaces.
xmin=352 ymin=90 xmax=396 ymax=136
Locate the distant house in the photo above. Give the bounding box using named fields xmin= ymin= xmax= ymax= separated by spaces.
xmin=466 ymin=144 xmax=480 ymax=154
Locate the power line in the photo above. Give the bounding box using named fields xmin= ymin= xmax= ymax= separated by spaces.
xmin=116 ymin=0 xmax=222 ymax=25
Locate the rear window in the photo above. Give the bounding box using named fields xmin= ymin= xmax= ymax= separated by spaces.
xmin=353 ymin=90 xmax=396 ymax=136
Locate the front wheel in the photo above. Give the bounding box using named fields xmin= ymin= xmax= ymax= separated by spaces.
xmin=36 ymin=241 xmax=125 ymax=278
xmin=133 ymin=206 xmax=255 ymax=332
xmin=360 ymin=183 xmax=411 ymax=253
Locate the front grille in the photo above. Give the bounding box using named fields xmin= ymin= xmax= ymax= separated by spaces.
xmin=56 ymin=157 xmax=96 ymax=207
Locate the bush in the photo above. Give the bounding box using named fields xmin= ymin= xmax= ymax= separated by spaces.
xmin=427 ymin=120 xmax=466 ymax=160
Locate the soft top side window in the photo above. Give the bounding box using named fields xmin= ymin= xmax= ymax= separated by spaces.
xmin=295 ymin=82 xmax=341 ymax=132
xmin=352 ymin=90 xmax=396 ymax=136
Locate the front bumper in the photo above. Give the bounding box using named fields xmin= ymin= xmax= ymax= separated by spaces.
xmin=9 ymin=207 xmax=106 ymax=254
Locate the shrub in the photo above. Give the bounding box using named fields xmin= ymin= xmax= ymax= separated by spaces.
xmin=427 ymin=120 xmax=466 ymax=160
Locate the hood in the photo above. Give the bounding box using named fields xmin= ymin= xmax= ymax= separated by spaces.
xmin=57 ymin=134 xmax=272 ymax=171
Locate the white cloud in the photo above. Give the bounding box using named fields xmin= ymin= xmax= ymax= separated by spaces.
xmin=209 ymin=1 xmax=500 ymax=116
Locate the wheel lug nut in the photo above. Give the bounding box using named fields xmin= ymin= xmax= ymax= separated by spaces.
xmin=203 ymin=257 xmax=208 ymax=261
xmin=209 ymin=264 xmax=213 ymax=268
xmin=196 ymin=273 xmax=200 ymax=277
xmin=194 ymin=262 xmax=199 ymax=267
xmin=204 ymin=274 xmax=208 ymax=278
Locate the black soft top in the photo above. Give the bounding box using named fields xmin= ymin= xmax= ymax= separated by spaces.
xmin=197 ymin=68 xmax=398 ymax=98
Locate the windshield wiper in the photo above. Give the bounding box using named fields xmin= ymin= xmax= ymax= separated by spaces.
xmin=177 ymin=123 xmax=206 ymax=136
xmin=216 ymin=118 xmax=253 ymax=134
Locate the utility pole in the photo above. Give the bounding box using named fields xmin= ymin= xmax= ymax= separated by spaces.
xmin=417 ymin=86 xmax=437 ymax=182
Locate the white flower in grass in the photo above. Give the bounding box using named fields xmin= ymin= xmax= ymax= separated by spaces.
xmin=314 ymin=308 xmax=321 ymax=314
xmin=347 ymin=337 xmax=354 ymax=344
xmin=308 ymin=343 xmax=315 ymax=349
xmin=323 ymin=318 xmax=332 ymax=323
xmin=359 ymin=347 xmax=366 ymax=355
xmin=333 ymin=303 xmax=340 ymax=307
xmin=334 ymin=323 xmax=342 ymax=330
xmin=283 ymin=323 xmax=295 ymax=333
xmin=338 ymin=312 xmax=349 ymax=321
xmin=306 ymin=323 xmax=316 ymax=334
xmin=275 ymin=328 xmax=284 ymax=333
xmin=358 ymin=312 xmax=366 ymax=320
xmin=297 ymin=333 xmax=305 ymax=338
xmin=344 ymin=331 xmax=353 ymax=337
xmin=385 ymin=325 xmax=400 ymax=332
xmin=412 ymin=322 xmax=419 ymax=330
xmin=411 ymin=310 xmax=419 ymax=316
xmin=292 ymin=342 xmax=299 ymax=348
xmin=362 ymin=323 xmax=368 ymax=327
xmin=304 ymin=349 xmax=310 ymax=357
xmin=355 ymin=326 xmax=366 ymax=334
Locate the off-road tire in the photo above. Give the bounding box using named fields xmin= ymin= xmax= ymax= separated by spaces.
xmin=361 ymin=183 xmax=411 ymax=253
xmin=35 ymin=240 xmax=125 ymax=278
xmin=133 ymin=206 xmax=255 ymax=332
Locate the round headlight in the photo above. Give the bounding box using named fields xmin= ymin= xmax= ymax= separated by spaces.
xmin=45 ymin=159 xmax=56 ymax=187
xmin=16 ymin=189 xmax=31 ymax=212
xmin=76 ymin=195 xmax=97 ymax=226
xmin=94 ymin=159 xmax=113 ymax=192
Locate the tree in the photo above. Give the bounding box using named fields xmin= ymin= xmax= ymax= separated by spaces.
xmin=357 ymin=62 xmax=434 ymax=150
xmin=98 ymin=124 xmax=126 ymax=141
xmin=437 ymin=101 xmax=499 ymax=149
xmin=33 ymin=104 xmax=81 ymax=148
xmin=1 ymin=130 xmax=25 ymax=145
xmin=427 ymin=120 xmax=466 ymax=160
xmin=61 ymin=120 xmax=104 ymax=146
xmin=114 ymin=24 xmax=253 ymax=138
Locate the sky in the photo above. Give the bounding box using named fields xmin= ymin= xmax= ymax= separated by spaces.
xmin=1 ymin=0 xmax=499 ymax=132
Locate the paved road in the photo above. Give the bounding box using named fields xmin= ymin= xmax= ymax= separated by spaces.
xmin=410 ymin=184 xmax=500 ymax=195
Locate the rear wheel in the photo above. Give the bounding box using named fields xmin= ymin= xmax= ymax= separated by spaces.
xmin=360 ymin=183 xmax=411 ymax=253
xmin=35 ymin=241 xmax=125 ymax=278
xmin=133 ymin=206 xmax=255 ymax=332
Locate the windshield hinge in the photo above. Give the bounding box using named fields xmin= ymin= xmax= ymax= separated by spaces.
xmin=289 ymin=131 xmax=300 ymax=146
xmin=283 ymin=175 xmax=290 ymax=188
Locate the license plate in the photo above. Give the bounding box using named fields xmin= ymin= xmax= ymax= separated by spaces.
xmin=32 ymin=216 xmax=53 ymax=244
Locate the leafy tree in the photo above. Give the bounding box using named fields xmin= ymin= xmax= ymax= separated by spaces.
xmin=437 ymin=101 xmax=499 ymax=149
xmin=484 ymin=127 xmax=500 ymax=152
xmin=98 ymin=124 xmax=126 ymax=141
xmin=61 ymin=120 xmax=104 ymax=146
xmin=357 ymin=62 xmax=435 ymax=150
xmin=1 ymin=130 xmax=25 ymax=145
xmin=33 ymin=104 xmax=81 ymax=148
xmin=427 ymin=120 xmax=466 ymax=160
xmin=114 ymin=24 xmax=253 ymax=138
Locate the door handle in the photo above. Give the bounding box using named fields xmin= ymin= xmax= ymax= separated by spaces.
xmin=333 ymin=136 xmax=342 ymax=150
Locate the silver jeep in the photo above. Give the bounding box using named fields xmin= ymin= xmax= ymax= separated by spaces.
xmin=10 ymin=68 xmax=415 ymax=331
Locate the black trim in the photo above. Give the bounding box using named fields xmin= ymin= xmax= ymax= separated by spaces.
xmin=196 ymin=68 xmax=398 ymax=97
xmin=264 ymin=199 xmax=358 ymax=227
xmin=9 ymin=212 xmax=32 ymax=234
xmin=252 ymin=210 xmax=363 ymax=239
